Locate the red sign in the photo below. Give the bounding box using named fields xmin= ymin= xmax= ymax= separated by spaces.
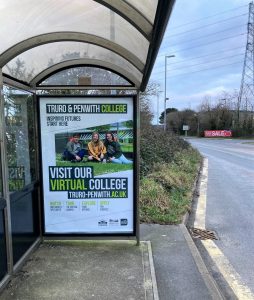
xmin=204 ymin=130 xmax=232 ymax=137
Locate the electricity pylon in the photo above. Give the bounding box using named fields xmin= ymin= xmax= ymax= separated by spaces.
xmin=238 ymin=1 xmax=254 ymax=125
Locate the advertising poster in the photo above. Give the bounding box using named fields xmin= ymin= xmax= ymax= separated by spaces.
xmin=204 ymin=130 xmax=232 ymax=137
xmin=39 ymin=97 xmax=134 ymax=234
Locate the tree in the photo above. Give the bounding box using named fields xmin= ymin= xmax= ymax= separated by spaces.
xmin=164 ymin=109 xmax=196 ymax=134
xmin=159 ymin=108 xmax=178 ymax=124
xmin=5 ymin=58 xmax=34 ymax=82
xmin=139 ymin=82 xmax=160 ymax=130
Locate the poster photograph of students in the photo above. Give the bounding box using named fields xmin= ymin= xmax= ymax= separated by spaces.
xmin=39 ymin=97 xmax=134 ymax=235
xmin=55 ymin=121 xmax=133 ymax=172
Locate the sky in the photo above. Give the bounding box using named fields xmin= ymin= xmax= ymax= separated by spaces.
xmin=149 ymin=0 xmax=252 ymax=123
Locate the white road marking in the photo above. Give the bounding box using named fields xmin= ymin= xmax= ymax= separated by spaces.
xmin=194 ymin=157 xmax=254 ymax=300
xmin=194 ymin=158 xmax=208 ymax=229
xmin=202 ymin=239 xmax=254 ymax=300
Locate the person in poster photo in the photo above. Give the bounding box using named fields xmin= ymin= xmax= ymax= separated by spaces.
xmin=87 ymin=132 xmax=107 ymax=163
xmin=62 ymin=134 xmax=86 ymax=162
xmin=104 ymin=131 xmax=133 ymax=164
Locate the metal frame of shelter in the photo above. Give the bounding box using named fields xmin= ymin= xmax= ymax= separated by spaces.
xmin=0 ymin=0 xmax=175 ymax=291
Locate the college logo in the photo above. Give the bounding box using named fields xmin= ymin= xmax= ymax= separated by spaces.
xmin=98 ymin=220 xmax=108 ymax=226
xmin=120 ymin=218 xmax=128 ymax=226
xmin=109 ymin=219 xmax=119 ymax=226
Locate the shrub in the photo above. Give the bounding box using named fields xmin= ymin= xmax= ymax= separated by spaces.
xmin=140 ymin=126 xmax=190 ymax=177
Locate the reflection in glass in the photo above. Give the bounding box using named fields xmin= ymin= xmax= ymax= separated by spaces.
xmin=4 ymin=86 xmax=36 ymax=192
xmin=41 ymin=67 xmax=131 ymax=86
xmin=4 ymin=85 xmax=40 ymax=265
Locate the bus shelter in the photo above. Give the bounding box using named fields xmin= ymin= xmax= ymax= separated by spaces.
xmin=0 ymin=0 xmax=175 ymax=291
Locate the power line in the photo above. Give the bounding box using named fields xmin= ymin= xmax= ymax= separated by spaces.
xmin=169 ymin=53 xmax=244 ymax=71
xmin=168 ymin=24 xmax=246 ymax=47
xmin=166 ymin=61 xmax=243 ymax=78
xmin=151 ymin=3 xmax=250 ymax=92
xmin=163 ymin=46 xmax=245 ymax=66
xmin=161 ymin=32 xmax=246 ymax=55
xmin=164 ymin=13 xmax=248 ymax=39
xmin=153 ymin=54 xmax=244 ymax=75
xmin=169 ymin=4 xmax=248 ymax=30
xmin=152 ymin=46 xmax=245 ymax=76
xmin=152 ymin=53 xmax=245 ymax=75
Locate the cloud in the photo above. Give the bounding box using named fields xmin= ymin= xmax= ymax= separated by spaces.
xmin=213 ymin=72 xmax=242 ymax=86
xmin=149 ymin=0 xmax=252 ymax=119
xmin=151 ymin=1 xmax=249 ymax=105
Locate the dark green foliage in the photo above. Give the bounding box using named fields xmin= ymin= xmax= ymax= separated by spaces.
xmin=140 ymin=126 xmax=190 ymax=177
xmin=139 ymin=82 xmax=193 ymax=177
xmin=159 ymin=107 xmax=178 ymax=124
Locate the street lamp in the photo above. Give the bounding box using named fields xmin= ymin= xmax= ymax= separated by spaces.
xmin=164 ymin=97 xmax=169 ymax=130
xmin=157 ymin=90 xmax=163 ymax=125
xmin=164 ymin=55 xmax=175 ymax=131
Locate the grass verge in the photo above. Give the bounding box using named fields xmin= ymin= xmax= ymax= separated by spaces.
xmin=140 ymin=148 xmax=201 ymax=224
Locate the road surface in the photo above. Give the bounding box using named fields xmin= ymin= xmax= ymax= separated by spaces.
xmin=188 ymin=138 xmax=254 ymax=298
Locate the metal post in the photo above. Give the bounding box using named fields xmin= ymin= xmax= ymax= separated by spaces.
xmin=197 ymin=116 xmax=200 ymax=137
xmin=136 ymin=92 xmax=140 ymax=246
xmin=164 ymin=55 xmax=175 ymax=132
xmin=157 ymin=91 xmax=162 ymax=125
xmin=157 ymin=93 xmax=159 ymax=125
xmin=33 ymin=93 xmax=43 ymax=238
xmin=164 ymin=56 xmax=167 ymax=131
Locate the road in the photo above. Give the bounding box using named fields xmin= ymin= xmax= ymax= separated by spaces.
xmin=187 ymin=138 xmax=254 ymax=298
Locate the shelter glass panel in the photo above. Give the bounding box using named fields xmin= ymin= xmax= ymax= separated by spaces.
xmin=4 ymin=86 xmax=39 ymax=265
xmin=0 ymin=0 xmax=148 ymax=63
xmin=4 ymin=87 xmax=36 ymax=189
xmin=3 ymin=42 xmax=142 ymax=87
xmin=125 ymin=0 xmax=158 ymax=23
xmin=0 ymin=150 xmax=8 ymax=281
xmin=40 ymin=67 xmax=131 ymax=86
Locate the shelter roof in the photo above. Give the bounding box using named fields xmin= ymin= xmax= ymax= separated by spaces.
xmin=0 ymin=0 xmax=175 ymax=91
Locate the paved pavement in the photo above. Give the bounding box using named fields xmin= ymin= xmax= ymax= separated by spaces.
xmin=141 ymin=224 xmax=223 ymax=300
xmin=0 ymin=223 xmax=224 ymax=300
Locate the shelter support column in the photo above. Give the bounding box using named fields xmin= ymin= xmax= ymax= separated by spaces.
xmin=136 ymin=91 xmax=140 ymax=246
xmin=33 ymin=93 xmax=42 ymax=238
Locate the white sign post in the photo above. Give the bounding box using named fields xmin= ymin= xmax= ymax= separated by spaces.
xmin=182 ymin=125 xmax=189 ymax=137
